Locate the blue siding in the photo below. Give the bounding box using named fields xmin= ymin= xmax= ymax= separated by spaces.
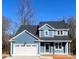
xmin=14 ymin=32 xmax=37 ymax=44
xmin=40 ymin=46 xmax=44 ymax=53
xmin=39 ymin=31 xmax=54 ymax=37
xmin=39 ymin=25 xmax=54 ymax=37
xmin=49 ymin=31 xmax=53 ymax=37
xmin=40 ymin=31 xmax=45 ymax=37
xmin=54 ymin=49 xmax=64 ymax=53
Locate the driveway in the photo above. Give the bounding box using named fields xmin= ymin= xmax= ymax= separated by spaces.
xmin=3 ymin=56 xmax=53 ymax=59
xmin=4 ymin=56 xmax=40 ymax=59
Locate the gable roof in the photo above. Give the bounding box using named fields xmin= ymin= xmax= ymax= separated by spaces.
xmin=12 ymin=20 xmax=70 ymax=41
xmin=16 ymin=25 xmax=39 ymax=36
xmin=38 ymin=24 xmax=55 ymax=30
xmin=16 ymin=20 xmax=69 ymax=36
xmin=9 ymin=30 xmax=40 ymax=41
xmin=39 ymin=20 xmax=69 ymax=29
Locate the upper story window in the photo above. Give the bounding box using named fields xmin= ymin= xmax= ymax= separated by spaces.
xmin=58 ymin=30 xmax=63 ymax=35
xmin=58 ymin=31 xmax=60 ymax=35
xmin=44 ymin=30 xmax=49 ymax=37
xmin=61 ymin=31 xmax=63 ymax=35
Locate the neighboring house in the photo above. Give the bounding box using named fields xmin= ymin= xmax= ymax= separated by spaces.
xmin=9 ymin=20 xmax=71 ymax=56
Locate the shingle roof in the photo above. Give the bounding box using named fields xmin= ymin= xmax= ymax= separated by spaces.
xmin=16 ymin=25 xmax=39 ymax=36
xmin=15 ymin=20 xmax=69 ymax=40
xmin=39 ymin=36 xmax=70 ymax=40
xmin=39 ymin=20 xmax=69 ymax=29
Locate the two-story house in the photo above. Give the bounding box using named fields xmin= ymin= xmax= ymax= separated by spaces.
xmin=9 ymin=20 xmax=71 ymax=56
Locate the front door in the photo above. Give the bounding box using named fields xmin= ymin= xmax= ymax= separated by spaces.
xmin=45 ymin=43 xmax=50 ymax=53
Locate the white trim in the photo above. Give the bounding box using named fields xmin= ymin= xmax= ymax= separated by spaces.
xmin=12 ymin=43 xmax=38 ymax=56
xmin=38 ymin=24 xmax=55 ymax=30
xmin=54 ymin=42 xmax=63 ymax=50
xmin=10 ymin=42 xmax=12 ymax=56
xmin=9 ymin=30 xmax=40 ymax=41
xmin=38 ymin=42 xmax=40 ymax=54
xmin=39 ymin=31 xmax=41 ymax=37
xmin=36 ymin=40 xmax=72 ymax=42
xmin=52 ymin=31 xmax=54 ymax=37
xmin=44 ymin=43 xmax=50 ymax=53
xmin=44 ymin=30 xmax=49 ymax=37
xmin=66 ymin=42 xmax=69 ymax=54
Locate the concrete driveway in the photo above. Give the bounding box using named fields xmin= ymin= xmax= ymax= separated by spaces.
xmin=4 ymin=56 xmax=40 ymax=59
xmin=4 ymin=56 xmax=53 ymax=59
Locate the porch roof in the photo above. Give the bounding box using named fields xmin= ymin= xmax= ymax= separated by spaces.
xmin=36 ymin=36 xmax=71 ymax=42
xmin=39 ymin=36 xmax=70 ymax=40
xmin=36 ymin=40 xmax=71 ymax=42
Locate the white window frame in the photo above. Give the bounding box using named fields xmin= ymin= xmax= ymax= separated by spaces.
xmin=44 ymin=30 xmax=49 ymax=37
xmin=54 ymin=42 xmax=63 ymax=50
xmin=52 ymin=31 xmax=54 ymax=37
xmin=57 ymin=30 xmax=63 ymax=36
xmin=39 ymin=31 xmax=41 ymax=37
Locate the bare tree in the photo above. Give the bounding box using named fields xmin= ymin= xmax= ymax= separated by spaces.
xmin=67 ymin=16 xmax=76 ymax=55
xmin=2 ymin=16 xmax=12 ymax=54
xmin=2 ymin=16 xmax=11 ymax=32
xmin=17 ymin=0 xmax=35 ymax=25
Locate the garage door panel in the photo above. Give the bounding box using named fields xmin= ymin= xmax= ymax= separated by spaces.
xmin=13 ymin=44 xmax=38 ymax=56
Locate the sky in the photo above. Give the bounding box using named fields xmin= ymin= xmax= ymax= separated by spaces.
xmin=2 ymin=0 xmax=76 ymax=23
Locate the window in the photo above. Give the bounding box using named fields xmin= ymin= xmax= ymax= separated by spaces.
xmin=58 ymin=31 xmax=60 ymax=35
xmin=58 ymin=31 xmax=63 ymax=35
xmin=61 ymin=31 xmax=63 ymax=35
xmin=32 ymin=45 xmax=36 ymax=47
xmin=44 ymin=30 xmax=49 ymax=36
xmin=46 ymin=31 xmax=48 ymax=35
xmin=59 ymin=43 xmax=62 ymax=48
xmin=16 ymin=45 xmax=19 ymax=47
xmin=55 ymin=43 xmax=58 ymax=49
xmin=21 ymin=45 xmax=25 ymax=47
xmin=55 ymin=42 xmax=62 ymax=49
xmin=27 ymin=45 xmax=31 ymax=47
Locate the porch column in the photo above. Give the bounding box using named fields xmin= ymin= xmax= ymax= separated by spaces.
xmin=53 ymin=42 xmax=54 ymax=54
xmin=38 ymin=41 xmax=40 ymax=54
xmin=68 ymin=42 xmax=71 ymax=54
xmin=65 ymin=42 xmax=68 ymax=54
xmin=10 ymin=42 xmax=12 ymax=56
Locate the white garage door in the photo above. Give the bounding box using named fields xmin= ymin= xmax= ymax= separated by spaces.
xmin=13 ymin=44 xmax=38 ymax=56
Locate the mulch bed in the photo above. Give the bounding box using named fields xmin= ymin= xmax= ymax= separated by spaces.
xmin=2 ymin=54 xmax=9 ymax=59
xmin=43 ymin=54 xmax=76 ymax=59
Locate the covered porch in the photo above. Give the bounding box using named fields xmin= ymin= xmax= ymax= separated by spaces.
xmin=37 ymin=40 xmax=71 ymax=55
